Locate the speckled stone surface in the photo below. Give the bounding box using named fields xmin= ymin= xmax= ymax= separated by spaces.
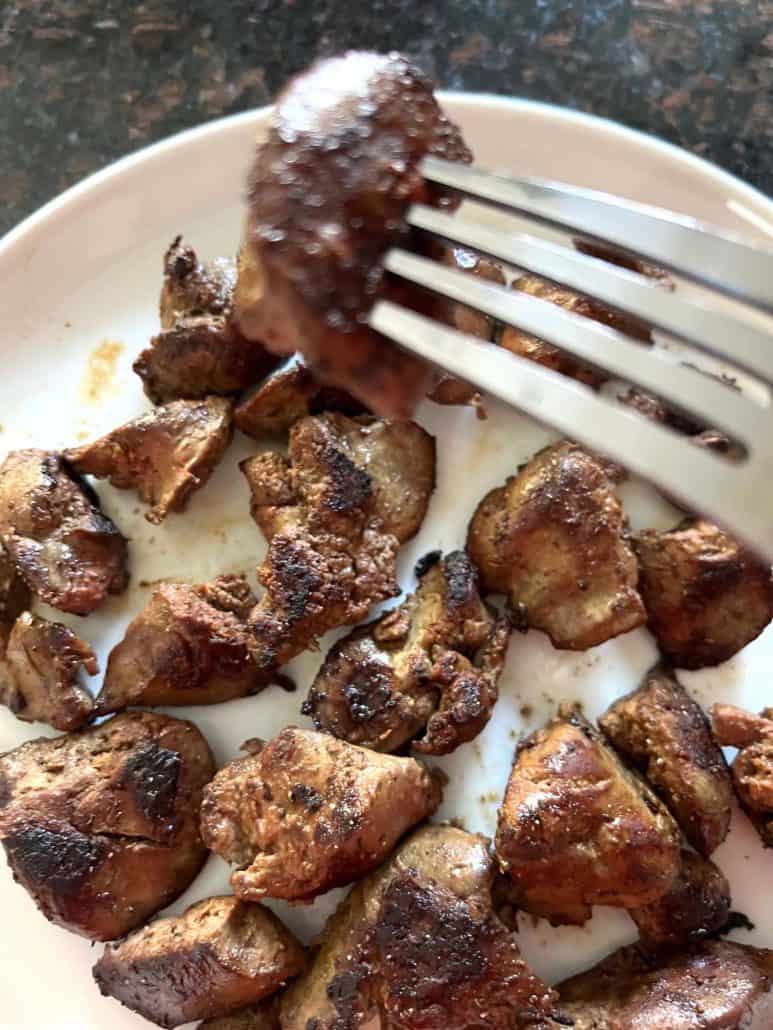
xmin=1 ymin=0 xmax=771 ymax=234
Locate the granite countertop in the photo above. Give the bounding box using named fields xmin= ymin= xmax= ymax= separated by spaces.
xmin=1 ymin=0 xmax=771 ymax=234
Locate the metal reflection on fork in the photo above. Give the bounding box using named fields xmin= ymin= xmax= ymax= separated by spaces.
xmin=368 ymin=156 xmax=773 ymax=558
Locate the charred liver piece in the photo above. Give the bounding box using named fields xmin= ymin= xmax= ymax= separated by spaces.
xmin=0 ymin=551 xmax=93 ymax=729
xmin=629 ymin=849 xmax=731 ymax=953
xmin=279 ymin=823 xmax=558 ymax=1030
xmin=66 ymin=396 xmax=233 ymax=524
xmin=242 ymin=413 xmax=435 ymax=669
xmin=0 ymin=612 xmax=96 ymax=730
xmin=96 ymin=575 xmax=274 ymax=713
xmin=495 ymin=706 xmax=681 ymax=926
xmin=712 ymin=704 xmax=773 ymax=847
xmin=0 ymin=546 xmax=30 ymax=627
xmin=634 ymin=518 xmax=773 ymax=669
xmin=135 ymin=237 xmax=277 ymax=404
xmin=0 ymin=449 xmax=128 ymax=615
xmin=234 ymin=359 xmax=364 ymax=439
xmin=556 ymin=940 xmax=773 ymax=1029
xmin=93 ymin=895 xmax=305 ymax=1028
xmin=600 ymin=665 xmax=733 ymax=855
xmin=305 ymin=550 xmax=510 ymax=754
xmin=236 ymin=52 xmax=472 ymax=417
xmin=467 ymin=441 xmax=645 ymax=650
xmin=200 ymin=727 xmax=441 ymax=902
xmin=0 ymin=711 xmax=214 ymax=940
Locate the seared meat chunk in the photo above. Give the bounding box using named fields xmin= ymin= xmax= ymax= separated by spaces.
xmin=236 ymin=52 xmax=472 ymax=417
xmin=0 ymin=612 xmax=95 ymax=730
xmin=557 ymin=940 xmax=773 ymax=1029
xmin=0 ymin=546 xmax=30 ymax=626
xmin=0 ymin=546 xmax=93 ymax=729
xmin=136 ymin=237 xmax=277 ymax=404
xmin=200 ymin=999 xmax=279 ymax=1030
xmin=234 ymin=359 xmax=364 ymax=439
xmin=93 ymin=895 xmax=304 ymax=1028
xmin=712 ymin=705 xmax=773 ymax=847
xmin=629 ymin=849 xmax=731 ymax=953
xmin=0 ymin=449 xmax=128 ymax=614
xmin=305 ymin=550 xmax=510 ymax=754
xmin=66 ymin=397 xmax=233 ymax=524
xmin=200 ymin=727 xmax=441 ymax=902
xmin=242 ymin=413 xmax=435 ymax=668
xmin=599 ymin=665 xmax=732 ymax=855
xmin=495 ymin=706 xmax=681 ymax=925
xmin=136 ymin=322 xmax=274 ymax=406
xmin=96 ymin=575 xmax=275 ymax=714
xmin=280 ymin=824 xmax=558 ymax=1030
xmin=160 ymin=235 xmax=237 ymax=328
xmin=634 ymin=518 xmax=773 ymax=668
xmin=0 ymin=711 xmax=214 ymax=939
xmin=467 ymin=441 xmax=645 ymax=650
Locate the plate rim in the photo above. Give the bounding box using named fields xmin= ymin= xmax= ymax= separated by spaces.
xmin=3 ymin=92 xmax=772 ymax=265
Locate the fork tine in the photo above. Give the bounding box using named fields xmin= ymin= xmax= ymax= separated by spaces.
xmin=420 ymin=156 xmax=773 ymax=313
xmin=383 ymin=248 xmax=770 ymax=445
xmin=408 ymin=204 xmax=773 ymax=385
xmin=368 ymin=300 xmax=773 ymax=557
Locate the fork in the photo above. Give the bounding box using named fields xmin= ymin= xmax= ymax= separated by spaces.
xmin=368 ymin=156 xmax=773 ymax=558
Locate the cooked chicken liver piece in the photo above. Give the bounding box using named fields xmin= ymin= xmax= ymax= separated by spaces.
xmin=305 ymin=549 xmax=510 ymax=754
xmin=495 ymin=705 xmax=681 ymax=926
xmin=467 ymin=441 xmax=645 ymax=650
xmin=242 ymin=413 xmax=435 ymax=668
xmin=629 ymin=849 xmax=731 ymax=953
xmin=135 ymin=236 xmax=277 ymax=404
xmin=280 ymin=823 xmax=558 ymax=1030
xmin=600 ymin=664 xmax=733 ymax=855
xmin=0 ymin=711 xmax=214 ymax=940
xmin=0 ymin=449 xmax=128 ymax=615
xmin=200 ymin=727 xmax=441 ymax=903
xmin=97 ymin=575 xmax=276 ymax=713
xmin=635 ymin=518 xmax=773 ymax=669
xmin=66 ymin=396 xmax=233 ymax=524
xmin=0 ymin=611 xmax=96 ymax=730
xmin=234 ymin=359 xmax=364 ymax=439
xmin=712 ymin=704 xmax=773 ymax=847
xmin=93 ymin=895 xmax=304 ymax=1028
xmin=556 ymin=939 xmax=773 ymax=1029
xmin=236 ymin=52 xmax=472 ymax=417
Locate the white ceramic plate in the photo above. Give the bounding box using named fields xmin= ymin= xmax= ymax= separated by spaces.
xmin=1 ymin=95 xmax=773 ymax=1030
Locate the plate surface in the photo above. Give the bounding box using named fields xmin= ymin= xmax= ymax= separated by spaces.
xmin=1 ymin=95 xmax=773 ymax=1029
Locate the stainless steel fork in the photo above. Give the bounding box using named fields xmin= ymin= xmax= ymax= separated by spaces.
xmin=369 ymin=156 xmax=773 ymax=558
